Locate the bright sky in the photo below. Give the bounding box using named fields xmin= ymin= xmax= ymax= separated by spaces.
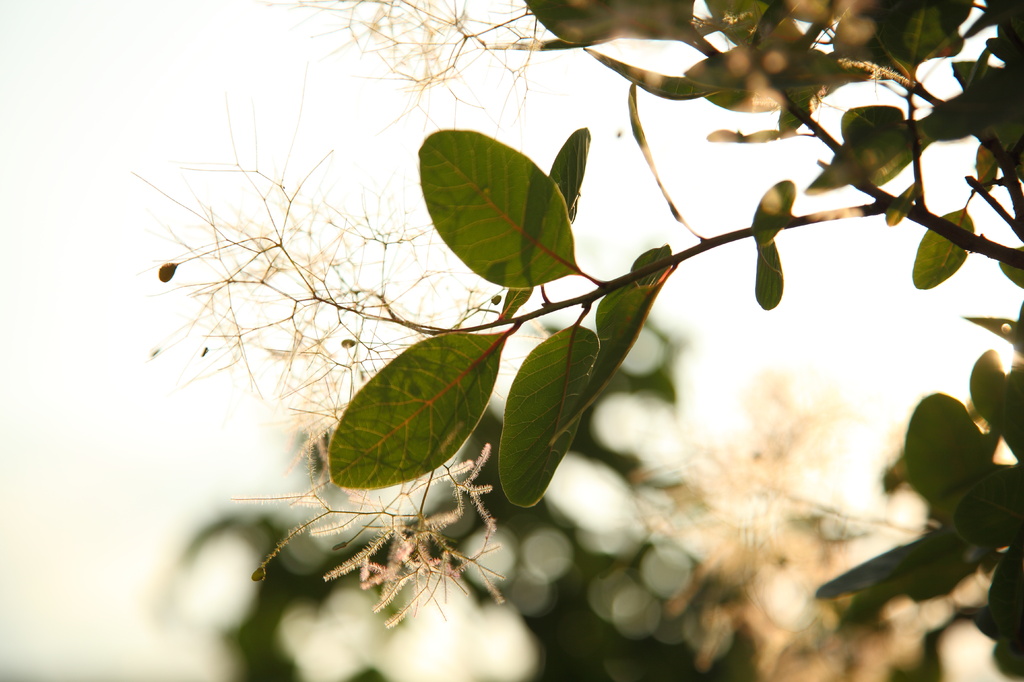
xmin=1 ymin=1 xmax=1021 ymax=680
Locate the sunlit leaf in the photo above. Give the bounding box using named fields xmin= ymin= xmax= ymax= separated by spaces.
xmin=912 ymin=210 xmax=974 ymax=290
xmin=955 ymin=465 xmax=1024 ymax=547
xmin=989 ymin=527 xmax=1024 ymax=641
xmin=976 ymin=143 xmax=998 ymax=185
xmin=904 ymin=393 xmax=998 ymax=520
xmin=549 ymin=128 xmax=591 ymax=222
xmin=500 ymin=326 xmax=600 ymax=507
xmin=420 ymin=130 xmax=581 ymax=287
xmin=971 ymin=350 xmax=1006 ymax=429
xmin=500 ymin=288 xmax=533 ymax=320
xmin=886 ymin=185 xmax=919 ymax=226
xmin=752 ymin=180 xmax=795 ymax=245
xmin=329 ymin=333 xmax=506 ymax=489
xmin=755 ymin=241 xmax=784 ymax=310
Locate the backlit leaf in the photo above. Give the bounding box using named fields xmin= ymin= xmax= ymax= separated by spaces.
xmin=876 ymin=0 xmax=972 ymax=71
xmin=329 ymin=333 xmax=505 ymax=489
xmin=587 ymin=51 xmax=717 ymax=101
xmin=999 ymin=248 xmax=1024 ymax=289
xmin=971 ymin=350 xmax=1006 ymax=428
xmin=919 ymin=66 xmax=1024 ymax=141
xmin=886 ymin=185 xmax=919 ymax=226
xmin=629 ymin=85 xmax=689 ymax=226
xmin=549 ymin=128 xmax=591 ymax=222
xmin=755 ymin=241 xmax=784 ymax=310
xmin=500 ymin=288 xmax=533 ymax=320
xmin=912 ymin=210 xmax=974 ymax=290
xmin=420 ymin=130 xmax=581 ymax=288
xmin=500 ymin=327 xmax=600 ymax=507
xmin=752 ymin=180 xmax=795 ymax=245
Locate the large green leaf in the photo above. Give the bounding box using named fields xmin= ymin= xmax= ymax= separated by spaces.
xmin=912 ymin=210 xmax=974 ymax=290
xmin=816 ymin=528 xmax=969 ymax=599
xmin=500 ymin=326 xmax=600 ymax=507
xmin=587 ymin=51 xmax=716 ymax=101
xmin=549 ymin=128 xmax=591 ymax=223
xmin=329 ymin=333 xmax=505 ymax=489
xmin=954 ymin=465 xmax=1024 ymax=547
xmin=903 ymin=393 xmax=998 ymax=519
xmin=876 ymin=0 xmax=972 ymax=72
xmin=420 ymin=130 xmax=581 ymax=288
xmin=752 ymin=180 xmax=795 ymax=245
xmin=989 ymin=527 xmax=1024 ymax=641
xmin=755 ymin=241 xmax=784 ymax=310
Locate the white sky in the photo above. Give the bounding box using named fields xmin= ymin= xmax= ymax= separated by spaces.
xmin=0 ymin=1 xmax=1020 ymax=680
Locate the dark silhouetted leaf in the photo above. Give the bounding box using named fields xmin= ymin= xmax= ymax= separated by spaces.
xmin=965 ymin=317 xmax=1016 ymax=344
xmin=158 ymin=262 xmax=178 ymax=282
xmin=549 ymin=128 xmax=591 ymax=222
xmin=500 ymin=326 xmax=600 ymax=507
xmin=420 ymin=130 xmax=581 ymax=287
xmin=989 ymin=527 xmax=1024 ymax=641
xmin=1005 ymin=302 xmax=1024 ymax=458
xmin=904 ymin=393 xmax=998 ymax=519
xmin=954 ymin=465 xmax=1024 ymax=547
xmin=876 ymin=0 xmax=972 ymax=71
xmin=919 ymin=66 xmax=1024 ymax=141
xmin=329 ymin=333 xmax=505 ymax=489
xmin=809 ymin=106 xmax=919 ymax=192
xmin=912 ymin=210 xmax=974 ymax=290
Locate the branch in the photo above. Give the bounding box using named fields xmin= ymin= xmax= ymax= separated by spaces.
xmin=444 ymin=202 xmax=885 ymax=335
xmin=966 ymin=175 xmax=1017 ymax=228
xmin=980 ymin=135 xmax=1024 ymax=241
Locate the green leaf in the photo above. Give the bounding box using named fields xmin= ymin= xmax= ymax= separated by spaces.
xmin=904 ymin=393 xmax=998 ymax=519
xmin=816 ymin=528 xmax=968 ymax=599
xmin=912 ymin=210 xmax=974 ymax=290
xmin=886 ymin=185 xmax=919 ymax=226
xmin=964 ymin=317 xmax=1016 ymax=344
xmin=919 ymin=66 xmax=1024 ymax=141
xmin=329 ymin=333 xmax=505 ymax=489
xmin=684 ymin=46 xmax=869 ymax=91
xmin=1000 ymin=248 xmax=1024 ymax=289
xmin=971 ymin=350 xmax=1007 ymax=428
xmin=549 ymin=128 xmax=591 ymax=222
xmin=500 ymin=288 xmax=533 ymax=320
xmin=954 ymin=465 xmax=1024 ymax=547
xmin=628 ymin=85 xmax=688 ymax=226
xmin=1004 ymin=301 xmax=1024 ymax=458
xmin=526 ymin=0 xmax=713 ymax=51
xmin=587 ymin=51 xmax=717 ymax=100
xmin=809 ymin=106 xmax=919 ymax=193
xmin=630 ymin=244 xmax=672 ymax=287
xmin=876 ymin=0 xmax=972 ymax=71
xmin=755 ymin=241 xmax=784 ymax=310
xmin=420 ymin=130 xmax=581 ymax=287
xmin=500 ymin=326 xmax=600 ymax=507
xmin=752 ymin=180 xmax=795 ymax=245
xmin=989 ymin=526 xmax=1024 ymax=641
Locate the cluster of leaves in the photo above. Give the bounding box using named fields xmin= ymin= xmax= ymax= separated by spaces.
xmin=161 ymin=0 xmax=1024 ymax=662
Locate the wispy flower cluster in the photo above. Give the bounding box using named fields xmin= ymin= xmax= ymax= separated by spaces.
xmin=247 ymin=443 xmax=503 ymax=627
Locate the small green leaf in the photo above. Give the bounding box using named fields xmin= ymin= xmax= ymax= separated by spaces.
xmin=912 ymin=210 xmax=974 ymax=290
xmin=954 ymin=465 xmax=1024 ymax=547
xmin=977 ymin=142 xmax=999 ymax=185
xmin=1000 ymin=248 xmax=1024 ymax=289
xmin=500 ymin=326 xmax=600 ymax=507
xmin=251 ymin=566 xmax=266 ymax=581
xmin=587 ymin=50 xmax=717 ymax=101
xmin=972 ymin=350 xmax=1007 ymax=428
xmin=420 ymin=130 xmax=581 ymax=288
xmin=755 ymin=241 xmax=784 ymax=310
xmin=630 ymin=244 xmax=672 ymax=287
xmin=329 ymin=333 xmax=505 ymax=489
xmin=500 ymin=288 xmax=533 ymax=320
xmin=629 ymin=85 xmax=688 ymax=225
xmin=989 ymin=526 xmax=1024 ymax=641
xmin=904 ymin=393 xmax=998 ymax=519
xmin=886 ymin=185 xmax=919 ymax=226
xmin=550 ymin=128 xmax=591 ymax=222
xmin=752 ymin=180 xmax=795 ymax=245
